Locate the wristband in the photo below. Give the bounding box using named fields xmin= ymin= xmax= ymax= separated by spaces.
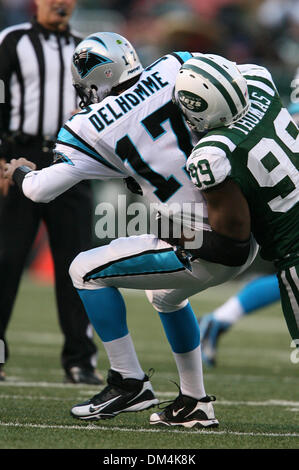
xmin=12 ymin=165 xmax=33 ymax=190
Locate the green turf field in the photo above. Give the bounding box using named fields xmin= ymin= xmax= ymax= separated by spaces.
xmin=0 ymin=275 xmax=298 ymax=450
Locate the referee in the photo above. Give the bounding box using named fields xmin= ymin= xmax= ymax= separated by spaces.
xmin=0 ymin=0 xmax=103 ymax=385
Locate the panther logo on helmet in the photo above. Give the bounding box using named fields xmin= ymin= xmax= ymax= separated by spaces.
xmin=178 ymin=90 xmax=208 ymax=112
xmin=73 ymin=48 xmax=113 ymax=79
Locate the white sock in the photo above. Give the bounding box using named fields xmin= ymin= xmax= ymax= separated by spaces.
xmin=213 ymin=296 xmax=244 ymax=325
xmin=173 ymin=344 xmax=206 ymax=400
xmin=102 ymin=333 xmax=145 ymax=380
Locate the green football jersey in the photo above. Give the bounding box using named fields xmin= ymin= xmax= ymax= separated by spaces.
xmin=187 ymin=64 xmax=299 ymax=262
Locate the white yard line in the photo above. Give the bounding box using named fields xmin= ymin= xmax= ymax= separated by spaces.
xmin=0 ymin=421 xmax=298 ymax=438
xmin=0 ymin=380 xmax=93 ymax=389
xmin=0 ymin=394 xmax=70 ymax=401
xmin=1 ymin=392 xmax=299 ymax=409
xmin=1 ymin=373 xmax=299 ymax=390
xmin=214 ymin=399 xmax=299 ymax=407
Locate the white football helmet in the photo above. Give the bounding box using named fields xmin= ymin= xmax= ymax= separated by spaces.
xmin=72 ymin=32 xmax=143 ymax=107
xmin=173 ymin=54 xmax=249 ymax=132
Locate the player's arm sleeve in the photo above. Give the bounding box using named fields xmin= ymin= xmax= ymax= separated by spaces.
xmin=186 ymin=144 xmax=232 ymax=190
xmin=20 ymin=141 xmax=125 ymax=203
xmin=21 ymin=163 xmax=84 ymax=203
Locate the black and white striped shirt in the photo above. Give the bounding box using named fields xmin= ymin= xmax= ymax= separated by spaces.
xmin=0 ymin=18 xmax=81 ymax=138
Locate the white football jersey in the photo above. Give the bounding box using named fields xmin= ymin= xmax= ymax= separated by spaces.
xmin=22 ymin=51 xmax=209 ymax=229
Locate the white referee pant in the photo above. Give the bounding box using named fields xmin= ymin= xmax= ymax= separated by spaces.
xmin=69 ymin=234 xmax=258 ymax=313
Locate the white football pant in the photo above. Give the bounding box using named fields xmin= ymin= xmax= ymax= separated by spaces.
xmin=69 ymin=234 xmax=258 ymax=313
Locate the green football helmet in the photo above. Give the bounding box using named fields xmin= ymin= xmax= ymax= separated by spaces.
xmin=173 ymin=54 xmax=249 ymax=132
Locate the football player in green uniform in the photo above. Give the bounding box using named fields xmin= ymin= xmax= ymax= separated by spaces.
xmin=173 ymin=55 xmax=299 ymax=344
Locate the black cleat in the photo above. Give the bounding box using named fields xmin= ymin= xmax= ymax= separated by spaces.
xmin=71 ymin=369 xmax=159 ymax=420
xmin=150 ymin=392 xmax=219 ymax=428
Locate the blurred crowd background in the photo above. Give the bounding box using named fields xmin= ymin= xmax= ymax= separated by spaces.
xmin=0 ymin=0 xmax=298 ymax=103
xmin=0 ymin=0 xmax=298 ymax=281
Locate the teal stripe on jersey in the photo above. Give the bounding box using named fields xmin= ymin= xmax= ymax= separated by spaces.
xmin=53 ymin=150 xmax=74 ymax=166
xmin=196 ymin=56 xmax=247 ymax=107
xmin=193 ymin=140 xmax=233 ymax=157
xmin=181 ymin=63 xmax=238 ymax=116
xmin=57 ymin=127 xmax=121 ymax=172
xmin=87 ymin=250 xmax=185 ymax=280
xmin=175 ymin=51 xmax=193 ymax=63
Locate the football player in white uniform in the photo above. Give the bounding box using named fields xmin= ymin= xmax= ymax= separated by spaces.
xmin=4 ymin=33 xmax=257 ymax=428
